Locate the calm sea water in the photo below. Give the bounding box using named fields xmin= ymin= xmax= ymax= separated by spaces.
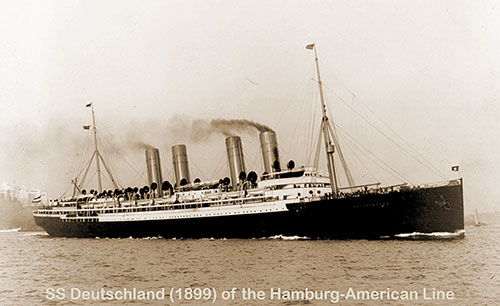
xmin=0 ymin=226 xmax=498 ymax=305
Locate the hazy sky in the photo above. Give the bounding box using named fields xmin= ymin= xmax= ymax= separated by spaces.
xmin=1 ymin=0 xmax=499 ymax=214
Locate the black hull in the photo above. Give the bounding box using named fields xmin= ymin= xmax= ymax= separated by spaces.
xmin=34 ymin=182 xmax=464 ymax=239
xmin=284 ymin=182 xmax=464 ymax=239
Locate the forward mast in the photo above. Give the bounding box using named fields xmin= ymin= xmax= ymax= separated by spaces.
xmin=74 ymin=103 xmax=118 ymax=195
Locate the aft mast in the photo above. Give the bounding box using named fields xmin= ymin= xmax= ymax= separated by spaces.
xmin=306 ymin=43 xmax=338 ymax=195
xmin=306 ymin=43 xmax=355 ymax=195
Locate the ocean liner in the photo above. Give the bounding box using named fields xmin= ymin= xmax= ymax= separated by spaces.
xmin=33 ymin=44 xmax=464 ymax=239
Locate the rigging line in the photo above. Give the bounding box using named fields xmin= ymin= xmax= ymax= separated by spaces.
xmin=101 ymin=138 xmax=123 ymax=188
xmin=188 ymin=157 xmax=209 ymax=181
xmin=74 ymin=111 xmax=93 ymax=175
xmin=322 ymin=83 xmax=446 ymax=180
xmin=306 ymin=82 xmax=319 ymax=165
xmin=341 ymin=131 xmax=408 ymax=184
xmin=125 ymin=166 xmax=143 ymax=187
xmin=307 ymin=83 xmax=318 ymax=165
xmin=298 ymin=63 xmax=316 ymax=164
xmin=274 ymin=93 xmax=295 ymax=131
xmin=326 ymin=122 xmax=355 ymax=188
xmin=69 ymin=131 xmax=90 ymax=185
xmin=358 ymin=98 xmax=446 ymax=178
xmin=80 ymin=134 xmax=93 ymax=170
xmin=251 ymin=151 xmax=261 ymax=173
xmin=313 ymin=122 xmax=322 ymax=169
xmin=274 ymin=88 xmax=301 ymax=133
xmin=276 ymin=144 xmax=293 ymax=168
xmin=298 ymin=75 xmax=311 ymax=163
xmin=97 ymin=129 xmax=145 ymax=183
xmin=73 ymin=131 xmax=92 ymax=180
xmin=332 ymin=122 xmax=410 ymax=184
xmin=333 ymin=154 xmax=347 ymax=188
xmin=338 ymin=129 xmax=381 ymax=183
xmin=74 ymin=146 xmax=93 ymax=180
xmin=97 ymin=126 xmax=130 ymax=173
xmin=303 ymin=91 xmax=312 ymax=164
xmin=61 ymin=175 xmax=75 ymax=198
xmin=98 ymin=137 xmax=122 ymax=189
xmin=130 ymin=168 xmax=146 ymax=188
xmin=100 ymin=175 xmax=112 ymax=191
xmin=85 ymin=171 xmax=97 ymax=191
xmin=164 ymin=161 xmax=175 ymax=184
xmin=289 ymin=97 xmax=303 ymax=159
xmin=241 ymin=146 xmax=258 ymax=173
xmin=251 ymin=146 xmax=265 ymax=174
xmin=96 ymin=130 xmax=115 ymax=168
xmin=99 ymin=122 xmax=144 ymax=176
xmin=96 ymin=136 xmax=116 ymax=184
xmin=98 ymin=151 xmax=120 ymax=189
xmin=320 ymin=63 xmax=446 ymax=178
xmin=292 ymin=73 xmax=315 ymax=162
xmin=78 ymin=151 xmax=97 ymax=190
xmin=130 ymin=168 xmax=145 ymax=188
xmin=209 ymin=151 xmax=226 ymax=180
xmin=223 ymin=153 xmax=229 ymax=178
xmin=59 ymin=190 xmax=67 ymax=200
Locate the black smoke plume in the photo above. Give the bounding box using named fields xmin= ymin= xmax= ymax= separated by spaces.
xmin=210 ymin=119 xmax=273 ymax=136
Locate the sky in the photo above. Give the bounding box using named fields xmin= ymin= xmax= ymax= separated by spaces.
xmin=1 ymin=0 xmax=499 ymax=214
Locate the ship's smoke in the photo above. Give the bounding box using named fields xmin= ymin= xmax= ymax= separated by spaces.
xmin=134 ymin=141 xmax=156 ymax=150
xmin=165 ymin=117 xmax=274 ymax=142
xmin=0 ymin=114 xmax=274 ymax=197
xmin=210 ymin=119 xmax=273 ymax=136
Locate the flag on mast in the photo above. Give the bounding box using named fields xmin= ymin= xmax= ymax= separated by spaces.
xmin=451 ymin=165 xmax=459 ymax=171
xmin=83 ymin=125 xmax=90 ymax=130
xmin=85 ymin=103 xmax=92 ymax=107
xmin=305 ymin=43 xmax=315 ymax=50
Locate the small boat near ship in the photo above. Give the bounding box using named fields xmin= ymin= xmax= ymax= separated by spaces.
xmin=474 ymin=209 xmax=486 ymax=227
xmin=33 ymin=44 xmax=464 ymax=239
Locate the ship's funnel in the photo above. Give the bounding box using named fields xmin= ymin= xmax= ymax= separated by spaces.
xmin=225 ymin=136 xmax=246 ymax=188
xmin=172 ymin=144 xmax=190 ymax=187
xmin=259 ymin=131 xmax=280 ymax=173
xmin=145 ymin=148 xmax=163 ymax=195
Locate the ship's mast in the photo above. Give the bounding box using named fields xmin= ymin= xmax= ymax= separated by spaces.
xmin=77 ymin=103 xmax=119 ymax=195
xmin=307 ymin=43 xmax=338 ymax=195
xmin=91 ymin=104 xmax=103 ymax=193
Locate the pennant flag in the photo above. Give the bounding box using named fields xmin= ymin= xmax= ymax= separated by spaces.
xmin=83 ymin=125 xmax=90 ymax=130
xmin=451 ymin=165 xmax=459 ymax=171
xmin=305 ymin=43 xmax=315 ymax=50
xmin=85 ymin=103 xmax=92 ymax=107
xmin=32 ymin=195 xmax=42 ymax=203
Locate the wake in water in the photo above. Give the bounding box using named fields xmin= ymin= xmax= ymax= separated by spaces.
xmin=0 ymin=228 xmax=21 ymax=233
xmin=390 ymin=230 xmax=465 ymax=240
xmin=93 ymin=236 xmax=166 ymax=240
xmin=263 ymin=235 xmax=311 ymax=240
xmin=23 ymin=232 xmax=49 ymax=236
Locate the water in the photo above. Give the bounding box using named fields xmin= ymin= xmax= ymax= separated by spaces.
xmin=0 ymin=227 xmax=498 ymax=305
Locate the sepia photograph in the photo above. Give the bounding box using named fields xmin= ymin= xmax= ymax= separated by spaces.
xmin=1 ymin=0 xmax=499 ymax=304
